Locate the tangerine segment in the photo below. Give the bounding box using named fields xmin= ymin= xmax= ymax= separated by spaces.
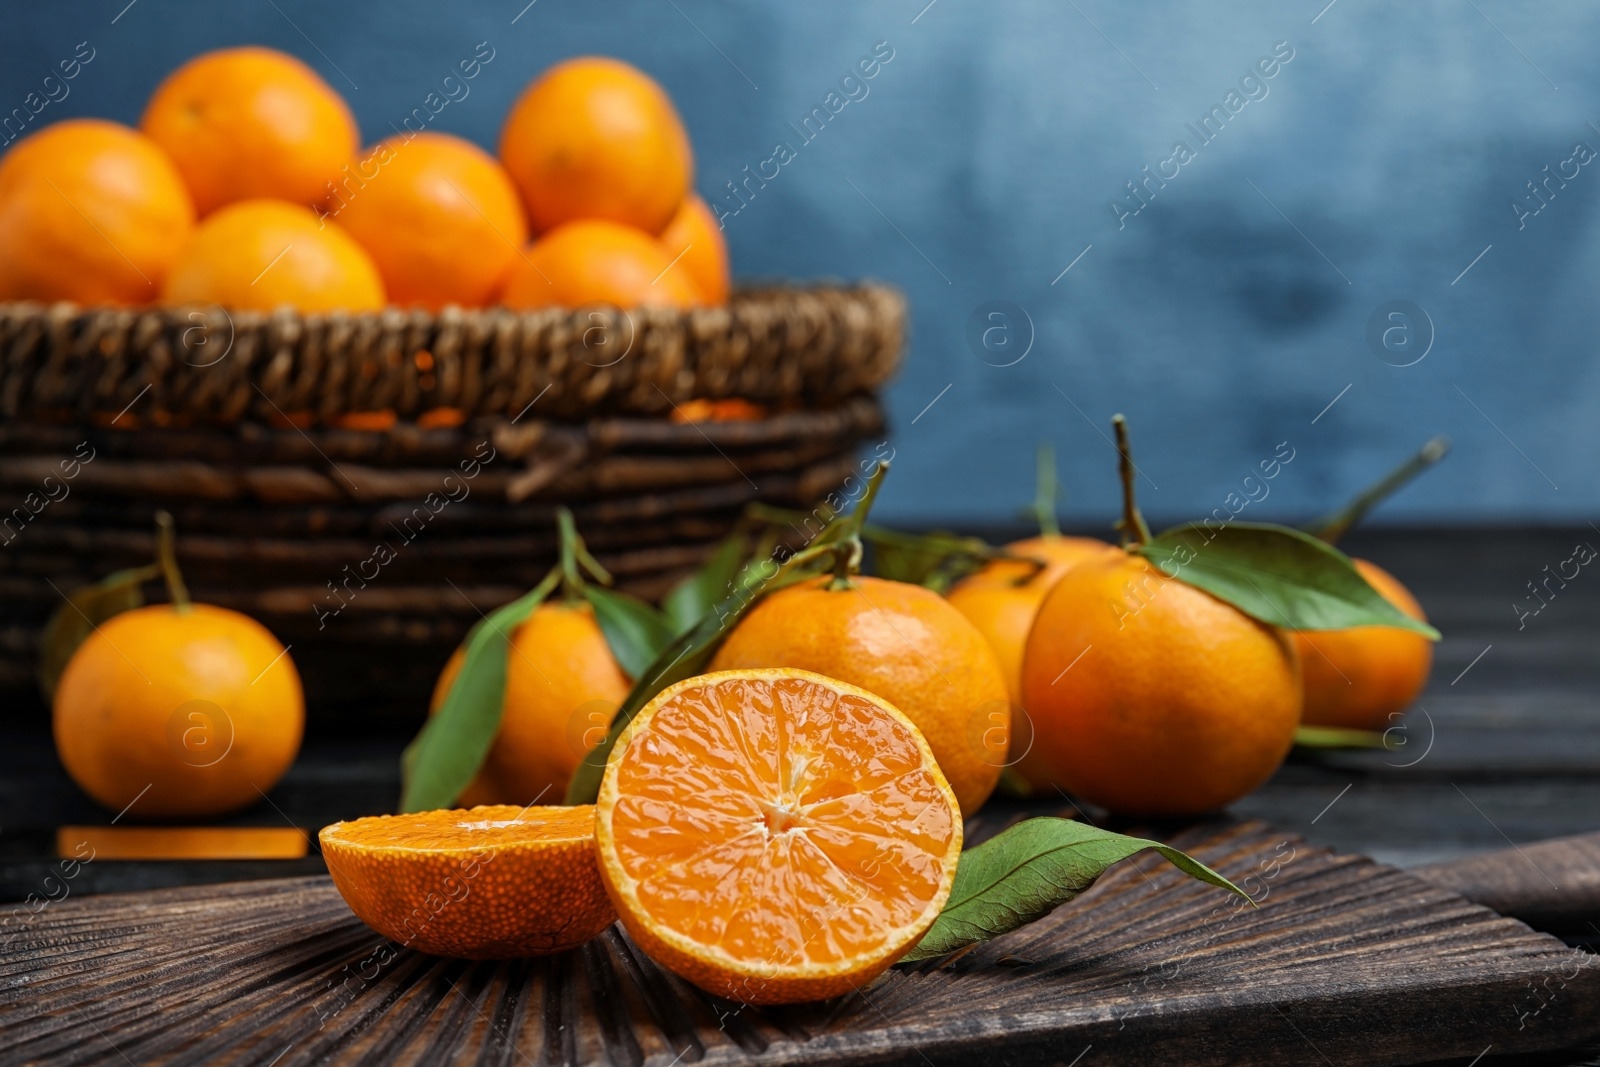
xmin=595 ymin=669 xmax=962 ymax=1005
xmin=320 ymin=805 xmax=615 ymax=959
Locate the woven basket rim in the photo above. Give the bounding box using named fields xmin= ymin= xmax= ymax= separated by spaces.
xmin=0 ymin=279 xmax=894 ymax=323
xmin=0 ymin=282 xmax=905 ymax=424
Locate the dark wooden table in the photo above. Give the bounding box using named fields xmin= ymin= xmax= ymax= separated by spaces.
xmin=3 ymin=527 xmax=1599 ymax=1063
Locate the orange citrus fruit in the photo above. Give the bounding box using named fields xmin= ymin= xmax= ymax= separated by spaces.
xmin=595 ymin=669 xmax=961 ymax=1004
xmin=321 ymin=805 xmax=616 ymax=958
xmin=141 ymin=46 xmax=358 ymax=216
xmin=499 ymin=57 xmax=691 ymax=234
xmin=947 ymin=535 xmax=1118 ymax=711
xmin=709 ymin=575 xmax=1010 ymax=815
xmin=53 ymin=603 xmax=304 ymax=818
xmin=670 ymin=397 xmax=767 ymax=424
xmin=431 ymin=601 xmax=631 ymax=807
xmin=658 ymin=195 xmax=729 ymax=304
xmin=499 ymin=219 xmax=699 ymax=311
xmin=0 ymin=119 xmax=195 ymax=305
xmin=1295 ymin=558 xmax=1432 ymax=730
xmin=332 ymin=132 xmax=527 ymax=310
xmin=162 ymin=198 xmax=385 ymax=312
xmin=1020 ymin=551 xmax=1301 ymax=816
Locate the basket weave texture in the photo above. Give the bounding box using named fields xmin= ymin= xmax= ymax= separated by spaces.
xmin=0 ymin=285 xmax=903 ymax=715
xmin=0 ymin=284 xmax=903 ymax=423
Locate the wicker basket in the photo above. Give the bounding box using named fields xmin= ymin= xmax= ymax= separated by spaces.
xmin=0 ymin=285 xmax=903 ymax=716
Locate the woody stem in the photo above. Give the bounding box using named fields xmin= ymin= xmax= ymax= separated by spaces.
xmin=1113 ymin=415 xmax=1152 ymax=548
xmin=154 ymin=510 xmax=191 ymax=612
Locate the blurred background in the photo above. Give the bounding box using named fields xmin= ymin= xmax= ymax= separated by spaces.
xmin=6 ymin=0 xmax=1594 ymax=528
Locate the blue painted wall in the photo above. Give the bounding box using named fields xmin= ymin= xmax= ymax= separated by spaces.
xmin=6 ymin=1 xmax=1596 ymax=527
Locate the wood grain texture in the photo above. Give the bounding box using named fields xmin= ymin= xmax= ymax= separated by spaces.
xmin=1415 ymin=831 xmax=1600 ymax=932
xmin=5 ymin=819 xmax=1596 ymax=1066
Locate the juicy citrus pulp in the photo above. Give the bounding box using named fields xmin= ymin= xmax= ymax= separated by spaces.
xmin=320 ymin=805 xmax=615 ymax=959
xmin=595 ymin=669 xmax=962 ymax=1005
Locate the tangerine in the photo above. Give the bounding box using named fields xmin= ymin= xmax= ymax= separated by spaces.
xmin=53 ymin=603 xmax=303 ymax=818
xmin=1295 ymin=558 xmax=1432 ymax=730
xmin=321 ymin=805 xmax=615 ymax=958
xmin=332 ymin=132 xmax=527 ymax=310
xmin=1020 ymin=551 xmax=1301 ymax=816
xmin=430 ymin=600 xmax=631 ymax=807
xmin=595 ymin=669 xmax=961 ymax=1004
xmin=161 ymin=198 xmax=385 ymax=313
xmin=658 ymin=195 xmax=729 ymax=304
xmin=710 ymin=575 xmax=1010 ymax=815
xmin=0 ymin=119 xmax=194 ymax=305
xmin=141 ymin=46 xmax=358 ymax=215
xmin=499 ymin=57 xmax=691 ymax=234
xmin=499 ymin=219 xmax=699 ymax=311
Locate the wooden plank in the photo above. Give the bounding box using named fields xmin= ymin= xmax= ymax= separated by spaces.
xmin=3 ymin=819 xmax=1596 ymax=1066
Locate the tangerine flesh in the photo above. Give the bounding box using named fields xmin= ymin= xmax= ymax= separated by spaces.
xmin=595 ymin=669 xmax=961 ymax=1004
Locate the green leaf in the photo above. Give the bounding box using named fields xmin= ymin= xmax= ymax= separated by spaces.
xmin=1294 ymin=725 xmax=1392 ymax=750
xmin=1137 ymin=522 xmax=1440 ymax=638
xmin=583 ymin=585 xmax=674 ymax=678
xmin=661 ymin=534 xmax=750 ymax=636
xmin=866 ymin=528 xmax=992 ymax=592
xmin=37 ymin=565 xmax=160 ymax=701
xmin=902 ymin=817 xmax=1250 ymax=963
xmin=399 ymin=575 xmax=558 ymax=813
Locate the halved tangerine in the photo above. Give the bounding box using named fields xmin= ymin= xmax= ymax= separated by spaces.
xmin=595 ymin=668 xmax=962 ymax=1005
xmin=319 ymin=804 xmax=615 ymax=958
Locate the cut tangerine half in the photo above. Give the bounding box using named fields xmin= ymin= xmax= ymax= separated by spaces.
xmin=319 ymin=805 xmax=615 ymax=958
xmin=595 ymin=668 xmax=962 ymax=1005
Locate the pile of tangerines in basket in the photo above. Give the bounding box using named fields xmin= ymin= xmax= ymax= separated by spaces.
xmin=0 ymin=47 xmax=726 ymax=313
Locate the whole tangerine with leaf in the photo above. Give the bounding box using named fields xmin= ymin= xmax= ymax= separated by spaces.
xmin=1293 ymin=438 xmax=1445 ymax=733
xmin=162 ymin=198 xmax=385 ymax=313
xmin=140 ymin=46 xmax=358 ymax=216
xmin=0 ymin=119 xmax=195 ymax=305
xmin=48 ymin=513 xmax=303 ymax=818
xmin=331 ymin=132 xmax=528 ymax=310
xmin=499 ymin=56 xmax=691 ymax=235
xmin=404 ymin=509 xmax=673 ymax=813
xmin=1019 ymin=416 xmax=1440 ymax=817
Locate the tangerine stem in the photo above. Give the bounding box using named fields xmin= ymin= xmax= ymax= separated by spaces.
xmin=826 ymin=459 xmax=889 ymax=590
xmin=1033 ymin=442 xmax=1061 ymax=539
xmin=1112 ymin=415 xmax=1152 ymax=548
xmin=556 ymin=507 xmax=613 ymax=599
xmin=1307 ymin=435 xmax=1450 ymax=545
xmin=840 ymin=459 xmax=889 ymax=542
xmin=154 ymin=510 xmax=191 ymax=612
